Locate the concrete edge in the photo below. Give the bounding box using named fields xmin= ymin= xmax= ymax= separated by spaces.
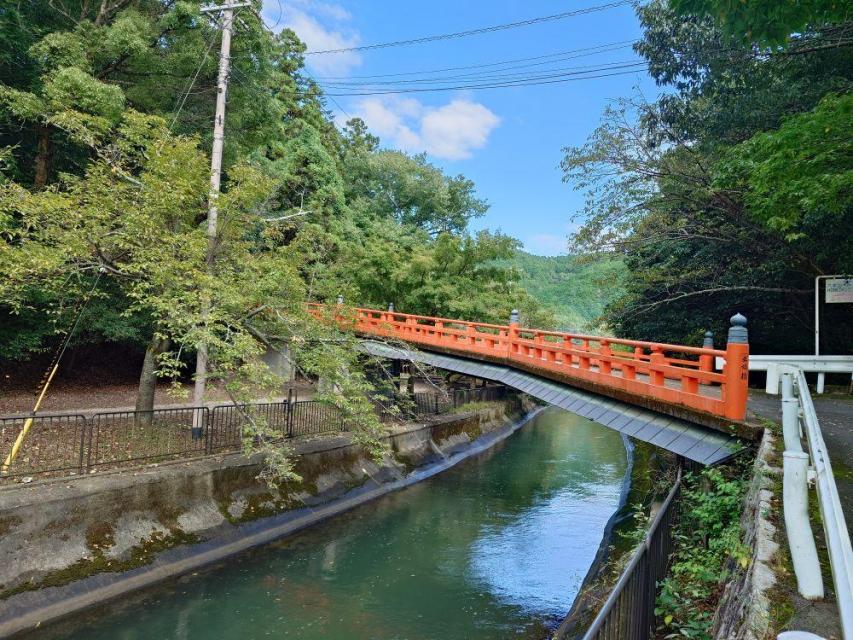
xmin=0 ymin=411 xmax=484 ymax=508
xmin=0 ymin=407 xmax=545 ymax=639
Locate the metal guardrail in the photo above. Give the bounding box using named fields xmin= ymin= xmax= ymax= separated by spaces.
xmin=790 ymin=369 xmax=853 ymax=638
xmin=0 ymin=386 xmax=509 ymax=480
xmin=581 ymin=469 xmax=682 ymax=640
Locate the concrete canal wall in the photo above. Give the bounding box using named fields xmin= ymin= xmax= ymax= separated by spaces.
xmin=0 ymin=394 xmax=537 ymax=637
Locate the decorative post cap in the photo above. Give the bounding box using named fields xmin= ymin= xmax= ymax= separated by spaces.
xmin=703 ymin=330 xmax=714 ymax=348
xmin=509 ymin=309 xmax=520 ymax=325
xmin=388 ymin=302 xmax=394 ymax=312
xmin=727 ymin=313 xmax=748 ymax=344
xmin=336 ymin=294 xmax=344 ymax=305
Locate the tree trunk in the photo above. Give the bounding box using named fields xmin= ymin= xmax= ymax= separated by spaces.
xmin=33 ymin=124 xmax=52 ymax=189
xmin=135 ymin=335 xmax=169 ymax=426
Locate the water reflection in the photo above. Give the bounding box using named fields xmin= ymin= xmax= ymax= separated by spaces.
xmin=52 ymin=407 xmax=628 ymax=640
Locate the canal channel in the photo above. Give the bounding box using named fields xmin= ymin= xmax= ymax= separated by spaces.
xmin=48 ymin=406 xmax=630 ymax=640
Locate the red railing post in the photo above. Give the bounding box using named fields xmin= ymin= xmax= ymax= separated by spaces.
xmin=650 ymin=347 xmax=665 ymax=386
xmin=600 ymin=340 xmax=612 ymax=374
xmin=699 ymin=330 xmax=714 ymax=372
xmin=508 ymin=309 xmax=520 ymax=358
xmin=562 ymin=335 xmax=572 ymax=365
xmin=724 ymin=313 xmax=749 ymax=420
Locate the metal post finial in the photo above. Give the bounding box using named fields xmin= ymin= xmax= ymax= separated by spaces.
xmin=727 ymin=313 xmax=748 ymax=344
xmin=509 ymin=309 xmax=519 ymax=325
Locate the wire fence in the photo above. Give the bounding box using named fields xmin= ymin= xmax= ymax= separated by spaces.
xmin=0 ymin=385 xmax=509 ymax=481
xmin=581 ymin=469 xmax=682 ymax=640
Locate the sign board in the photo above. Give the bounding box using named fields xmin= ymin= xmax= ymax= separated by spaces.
xmin=826 ymin=278 xmax=853 ymax=303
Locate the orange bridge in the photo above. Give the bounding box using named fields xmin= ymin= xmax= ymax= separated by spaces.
xmin=309 ymin=304 xmax=750 ymax=430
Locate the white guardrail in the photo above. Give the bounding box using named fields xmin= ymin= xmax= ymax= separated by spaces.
xmin=715 ymin=354 xmax=853 ymax=394
xmin=778 ymin=367 xmax=853 ymax=639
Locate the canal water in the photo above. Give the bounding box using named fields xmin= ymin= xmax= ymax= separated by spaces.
xmin=54 ymin=407 xmax=629 ymax=640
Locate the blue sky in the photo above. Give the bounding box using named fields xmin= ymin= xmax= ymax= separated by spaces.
xmin=261 ymin=1 xmax=659 ymax=255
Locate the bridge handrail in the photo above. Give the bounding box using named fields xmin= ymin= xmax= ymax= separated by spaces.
xmin=308 ymin=303 xmax=750 ymax=421
xmin=342 ymin=306 xmax=729 ymax=358
xmin=518 ymin=331 xmax=728 ymax=358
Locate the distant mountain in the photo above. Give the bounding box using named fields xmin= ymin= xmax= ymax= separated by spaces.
xmin=503 ymin=251 xmax=626 ymax=331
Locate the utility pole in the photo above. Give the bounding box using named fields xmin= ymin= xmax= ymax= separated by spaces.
xmin=193 ymin=1 xmax=250 ymax=411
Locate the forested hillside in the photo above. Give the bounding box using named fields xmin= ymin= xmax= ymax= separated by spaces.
xmin=502 ymin=252 xmax=625 ymax=331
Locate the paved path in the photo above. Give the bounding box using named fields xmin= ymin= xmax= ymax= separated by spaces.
xmin=749 ymin=389 xmax=853 ymax=528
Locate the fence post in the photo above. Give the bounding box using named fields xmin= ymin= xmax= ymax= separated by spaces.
xmin=724 ymin=313 xmax=750 ymax=420
xmin=783 ymin=450 xmax=825 ymax=599
xmin=286 ymin=391 xmax=294 ymax=438
xmin=78 ymin=415 xmax=89 ymax=474
xmin=204 ymin=408 xmax=213 ymax=454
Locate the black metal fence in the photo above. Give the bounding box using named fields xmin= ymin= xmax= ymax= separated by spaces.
xmin=0 ymin=385 xmax=508 ymax=480
xmin=581 ymin=470 xmax=682 ymax=640
xmin=409 ymin=386 xmax=507 ymax=416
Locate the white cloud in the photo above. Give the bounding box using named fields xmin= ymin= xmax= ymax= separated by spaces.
xmin=352 ymin=97 xmax=501 ymax=161
xmin=421 ymin=101 xmax=501 ymax=160
xmin=262 ymin=0 xmax=362 ymax=76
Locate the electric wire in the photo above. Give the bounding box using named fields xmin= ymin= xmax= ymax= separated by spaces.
xmin=169 ymin=28 xmax=219 ymax=131
xmin=304 ymin=1 xmax=634 ymax=55
xmin=249 ymin=7 xmax=353 ymax=119
xmin=319 ymin=58 xmax=648 ymax=87
xmin=321 ymin=66 xmax=650 ymax=97
xmin=314 ymin=40 xmax=636 ymax=80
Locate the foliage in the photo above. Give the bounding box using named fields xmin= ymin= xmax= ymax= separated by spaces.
xmin=0 ymin=2 xmax=554 ymax=482
xmin=655 ymin=467 xmax=749 ymax=639
xmin=715 ymin=93 xmax=853 ymax=236
xmin=670 ymin=0 xmax=851 ymax=46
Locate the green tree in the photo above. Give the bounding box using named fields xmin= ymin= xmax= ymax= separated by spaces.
xmin=562 ymin=1 xmax=853 ymax=353
xmin=715 ymin=93 xmax=853 ymax=236
xmin=670 ymin=0 xmax=851 ymax=45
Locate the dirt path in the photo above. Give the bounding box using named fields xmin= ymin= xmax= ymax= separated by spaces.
xmin=0 ymin=381 xmax=316 ymax=416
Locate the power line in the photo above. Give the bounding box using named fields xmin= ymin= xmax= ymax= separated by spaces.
xmin=322 ymin=66 xmax=651 ymax=97
xmin=319 ymin=58 xmax=646 ymax=88
xmin=169 ymin=29 xmax=219 ymax=131
xmin=314 ymin=40 xmax=636 ymax=80
xmin=315 ymin=36 xmax=853 ymax=95
xmin=304 ymin=1 xmax=634 ymax=55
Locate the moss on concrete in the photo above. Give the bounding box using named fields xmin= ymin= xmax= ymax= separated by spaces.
xmin=0 ymin=527 xmax=199 ymax=601
xmin=212 ymin=445 xmax=372 ymax=525
xmin=0 ymin=515 xmax=22 ymax=537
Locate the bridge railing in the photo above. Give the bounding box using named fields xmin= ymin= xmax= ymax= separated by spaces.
xmin=310 ymin=303 xmax=750 ymax=421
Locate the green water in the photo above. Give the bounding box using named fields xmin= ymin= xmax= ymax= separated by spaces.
xmin=55 ymin=407 xmax=629 ymax=640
